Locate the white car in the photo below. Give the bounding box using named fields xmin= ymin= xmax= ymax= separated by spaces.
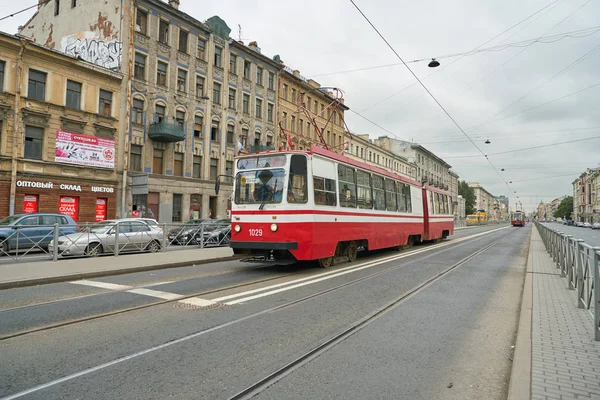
xmin=583 ymin=222 xmax=591 ymax=228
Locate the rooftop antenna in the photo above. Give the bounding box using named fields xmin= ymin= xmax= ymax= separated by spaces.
xmin=238 ymin=24 xmax=242 ymax=41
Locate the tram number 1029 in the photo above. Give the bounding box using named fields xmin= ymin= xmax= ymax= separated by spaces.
xmin=249 ymin=228 xmax=263 ymax=237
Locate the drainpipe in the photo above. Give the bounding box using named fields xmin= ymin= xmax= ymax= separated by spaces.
xmin=120 ymin=0 xmax=134 ymax=218
xmin=9 ymin=41 xmax=27 ymax=216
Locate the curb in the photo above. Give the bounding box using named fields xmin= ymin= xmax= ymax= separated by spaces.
xmin=0 ymin=255 xmax=242 ymax=290
xmin=507 ymin=228 xmax=533 ymax=400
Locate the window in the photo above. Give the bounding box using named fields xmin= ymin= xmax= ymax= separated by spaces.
xmin=134 ymin=53 xmax=146 ymax=79
xmin=136 ymin=8 xmax=147 ymax=35
xmin=291 ymin=115 xmax=296 ymax=132
xmin=157 ymin=61 xmax=168 ymax=86
xmin=282 ymin=84 xmax=288 ymax=100
xmin=291 ymin=88 xmax=296 ymax=104
xmin=196 ymin=75 xmax=205 ymax=97
xmin=307 ymin=96 xmax=311 ymax=109
xmin=132 ymin=98 xmax=144 ymax=124
xmin=372 ymin=175 xmax=386 ymax=211
xmin=193 ymin=155 xmax=202 ymax=178
xmin=227 ymin=124 xmax=234 ymax=144
xmin=175 ymin=110 xmax=185 ymax=127
xmin=226 ymin=160 xmax=233 ymax=178
xmin=242 ymin=93 xmax=250 ymax=114
xmin=130 ymin=145 xmax=142 ymax=172
xmin=254 ymin=131 xmax=261 ymax=146
xmin=266 ymin=135 xmax=273 ymax=146
xmin=193 ymin=115 xmax=203 ymax=138
xmin=385 ymin=180 xmax=397 ymax=211
xmin=230 ymin=54 xmax=237 ymax=73
xmin=0 ymin=60 xmax=4 ymax=92
xmin=178 ymin=29 xmax=188 ymax=53
xmin=243 ymin=60 xmax=251 ymax=79
xmin=197 ymin=38 xmax=206 ymax=60
xmin=268 ymin=72 xmax=275 ymax=90
xmin=255 ymin=98 xmax=262 ymax=119
xmin=228 ymin=88 xmax=236 ymax=109
xmin=210 ymin=158 xmax=218 ymax=180
xmin=241 ymin=128 xmax=248 ymax=149
xmin=287 ymin=155 xmax=308 ymax=203
xmin=177 ymin=69 xmax=187 ymax=92
xmin=71 ymin=0 xmax=76 ymax=7
xmin=212 ymin=82 xmax=221 ymax=105
xmin=397 ymin=183 xmax=411 ymax=212
xmin=99 ymin=90 xmax=112 ymax=116
xmin=338 ymin=165 xmax=356 ymax=208
xmin=211 ymin=120 xmax=219 ymax=141
xmin=357 ymin=170 xmax=372 ymax=209
xmin=174 ymin=152 xmax=184 ymax=176
xmin=155 ymin=104 xmax=165 ymax=123
xmin=214 ymin=47 xmax=222 ymax=68
xmin=55 ymin=0 xmax=60 ymax=15
xmin=159 ymin=20 xmax=169 ymax=44
xmin=313 ymin=100 xmax=318 ymax=113
xmin=267 ymin=103 xmax=274 ymax=122
xmin=24 ymin=126 xmax=43 ymax=160
xmin=28 ymin=70 xmax=46 ymax=101
xmin=321 ymin=104 xmax=325 ymax=114
xmin=256 ymin=67 xmax=263 ymax=86
xmin=152 ymin=149 xmax=163 ymax=174
xmin=66 ymin=80 xmax=81 ymax=110
xmin=172 ymin=194 xmax=182 ymax=222
xmin=314 ymin=176 xmax=336 ymax=206
xmin=281 ymin=112 xmax=287 ymax=129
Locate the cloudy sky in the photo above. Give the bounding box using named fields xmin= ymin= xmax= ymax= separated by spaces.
xmin=2 ymin=0 xmax=599 ymax=212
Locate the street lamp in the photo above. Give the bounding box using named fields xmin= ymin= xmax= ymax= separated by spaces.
xmin=428 ymin=58 xmax=440 ymax=68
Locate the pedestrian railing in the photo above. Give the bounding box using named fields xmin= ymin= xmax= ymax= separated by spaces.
xmin=535 ymin=222 xmax=600 ymax=341
xmin=0 ymin=220 xmax=232 ymax=263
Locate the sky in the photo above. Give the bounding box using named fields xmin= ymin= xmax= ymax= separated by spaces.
xmin=2 ymin=0 xmax=599 ymax=212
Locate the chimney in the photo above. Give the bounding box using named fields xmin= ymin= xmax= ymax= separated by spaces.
xmin=248 ymin=41 xmax=257 ymax=50
xmin=168 ymin=0 xmax=180 ymax=10
xmin=293 ymin=70 xmax=300 ymax=78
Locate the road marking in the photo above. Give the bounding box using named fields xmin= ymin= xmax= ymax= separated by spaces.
xmin=214 ymin=226 xmax=510 ymax=305
xmin=127 ymin=288 xmax=184 ymax=300
xmin=69 ymin=280 xmax=132 ymax=291
xmin=178 ymin=297 xmax=217 ymax=307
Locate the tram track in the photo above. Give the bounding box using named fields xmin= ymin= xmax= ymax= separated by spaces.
xmin=0 ymin=227 xmax=515 ymax=400
xmin=0 ymin=226 xmax=509 ymax=343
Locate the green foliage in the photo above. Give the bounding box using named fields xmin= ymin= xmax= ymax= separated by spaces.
xmin=458 ymin=181 xmax=476 ymax=215
xmin=553 ymin=196 xmax=574 ymax=220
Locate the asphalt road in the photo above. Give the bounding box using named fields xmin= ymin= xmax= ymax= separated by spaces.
xmin=0 ymin=224 xmax=528 ymax=400
xmin=540 ymin=221 xmax=600 ymax=247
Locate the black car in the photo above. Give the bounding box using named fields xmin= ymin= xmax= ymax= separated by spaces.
xmin=167 ymin=219 xmax=206 ymax=245
xmin=196 ymin=219 xmax=231 ymax=247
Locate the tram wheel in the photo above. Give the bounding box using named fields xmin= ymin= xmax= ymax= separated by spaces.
xmin=347 ymin=241 xmax=358 ymax=262
xmin=318 ymin=256 xmax=334 ymax=268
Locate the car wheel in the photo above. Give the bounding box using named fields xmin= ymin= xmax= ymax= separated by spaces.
xmin=146 ymin=240 xmax=161 ymax=253
xmin=85 ymin=243 xmax=103 ymax=257
xmin=0 ymin=240 xmax=8 ymax=256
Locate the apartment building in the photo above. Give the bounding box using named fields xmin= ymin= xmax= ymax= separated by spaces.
xmin=345 ymin=133 xmax=416 ymax=179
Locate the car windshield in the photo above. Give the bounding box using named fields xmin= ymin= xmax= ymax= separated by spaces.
xmin=86 ymin=221 xmax=115 ymax=233
xmin=0 ymin=215 xmax=22 ymax=225
xmin=235 ymin=169 xmax=286 ymax=204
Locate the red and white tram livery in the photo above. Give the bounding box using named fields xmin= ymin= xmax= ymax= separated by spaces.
xmin=229 ymin=146 xmax=454 ymax=267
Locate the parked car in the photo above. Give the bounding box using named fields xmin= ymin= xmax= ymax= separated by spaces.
xmin=196 ymin=219 xmax=231 ymax=246
xmin=0 ymin=213 xmax=78 ymax=255
xmin=49 ymin=219 xmax=162 ymax=257
xmin=167 ymin=219 xmax=206 ymax=245
xmin=583 ymin=222 xmax=591 ymax=228
xmin=592 ymin=223 xmax=600 ymax=230
xmin=575 ymin=221 xmax=584 ymax=227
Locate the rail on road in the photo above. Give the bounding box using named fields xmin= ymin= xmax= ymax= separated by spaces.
xmin=535 ymin=222 xmax=600 ymax=341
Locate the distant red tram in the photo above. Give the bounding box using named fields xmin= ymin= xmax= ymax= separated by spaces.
xmin=225 ymin=146 xmax=454 ymax=268
xmin=511 ymin=211 xmax=526 ymax=227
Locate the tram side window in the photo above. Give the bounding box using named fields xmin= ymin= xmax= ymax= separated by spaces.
xmin=397 ymin=183 xmax=406 ymax=212
xmin=404 ymin=184 xmax=412 ymax=213
xmin=288 ymin=155 xmax=308 ymax=203
xmin=444 ymin=195 xmax=449 ymax=214
xmin=314 ymin=176 xmax=336 ymax=206
xmin=434 ymin=193 xmax=441 ymax=214
xmin=356 ymin=170 xmax=372 ymax=209
xmin=372 ymin=175 xmax=386 ymax=211
xmin=385 ymin=179 xmax=397 ymax=211
xmin=429 ymin=192 xmax=435 ymax=215
xmin=338 ymin=165 xmax=357 ymax=208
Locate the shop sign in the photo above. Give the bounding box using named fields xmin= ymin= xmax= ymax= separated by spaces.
xmin=91 ymin=186 xmax=115 ymax=193
xmin=59 ymin=184 xmax=82 ymax=192
xmin=59 ymin=196 xmax=79 ymax=221
xmin=16 ymin=181 xmax=53 ymax=189
xmin=16 ymin=180 xmax=113 ymax=193
xmin=55 ymin=130 xmax=115 ymax=169
xmin=95 ymin=198 xmax=107 ymax=222
xmin=23 ymin=195 xmax=38 ymax=213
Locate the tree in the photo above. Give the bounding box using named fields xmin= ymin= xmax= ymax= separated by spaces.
xmin=458 ymin=181 xmax=476 ymax=215
xmin=553 ymin=196 xmax=573 ymax=220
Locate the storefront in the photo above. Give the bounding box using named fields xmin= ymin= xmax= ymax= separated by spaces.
xmin=8 ymin=177 xmax=117 ymax=222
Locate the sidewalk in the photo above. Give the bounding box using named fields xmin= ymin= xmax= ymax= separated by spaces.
xmin=0 ymin=247 xmax=236 ymax=290
xmin=509 ymin=227 xmax=600 ymax=400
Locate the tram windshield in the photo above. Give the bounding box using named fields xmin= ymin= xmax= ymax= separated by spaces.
xmin=235 ymin=169 xmax=286 ymax=204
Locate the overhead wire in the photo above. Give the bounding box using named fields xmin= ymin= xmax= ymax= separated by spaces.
xmin=0 ymin=0 xmax=50 ymax=22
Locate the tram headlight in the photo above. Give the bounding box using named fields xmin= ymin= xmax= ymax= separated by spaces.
xmin=270 ymin=223 xmax=278 ymax=232
xmin=234 ymin=224 xmax=241 ymax=233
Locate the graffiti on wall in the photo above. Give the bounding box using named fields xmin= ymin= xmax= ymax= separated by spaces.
xmin=61 ymin=32 xmax=122 ymax=69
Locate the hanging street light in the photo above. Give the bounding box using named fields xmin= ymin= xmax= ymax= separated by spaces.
xmin=428 ymin=58 xmax=440 ymax=68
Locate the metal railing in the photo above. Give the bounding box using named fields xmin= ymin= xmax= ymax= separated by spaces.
xmin=535 ymin=222 xmax=600 ymax=341
xmin=0 ymin=221 xmax=231 ymax=263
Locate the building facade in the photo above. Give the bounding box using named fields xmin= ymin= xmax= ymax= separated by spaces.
xmin=0 ymin=32 xmax=122 ymax=222
xmin=345 ymin=133 xmax=416 ymax=179
xmin=468 ymin=182 xmax=496 ymax=218
xmin=572 ymin=169 xmax=597 ymax=223
xmin=21 ymin=0 xmax=280 ymax=222
xmin=277 ymin=65 xmax=348 ymax=152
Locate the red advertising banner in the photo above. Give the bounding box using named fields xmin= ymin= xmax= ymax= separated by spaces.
xmin=55 ymin=130 xmax=115 ymax=169
xmin=23 ymin=195 xmax=38 ymax=213
xmin=95 ymin=198 xmax=107 ymax=222
xmin=59 ymin=196 xmax=79 ymax=221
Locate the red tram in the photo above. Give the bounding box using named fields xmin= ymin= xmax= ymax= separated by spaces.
xmin=511 ymin=211 xmax=525 ymax=227
xmin=225 ymin=146 xmax=454 ymax=268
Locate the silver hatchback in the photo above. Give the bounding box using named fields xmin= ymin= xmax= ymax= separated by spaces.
xmin=49 ymin=219 xmax=162 ymax=257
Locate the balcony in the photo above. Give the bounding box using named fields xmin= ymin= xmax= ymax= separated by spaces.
xmin=148 ymin=117 xmax=185 ymax=143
